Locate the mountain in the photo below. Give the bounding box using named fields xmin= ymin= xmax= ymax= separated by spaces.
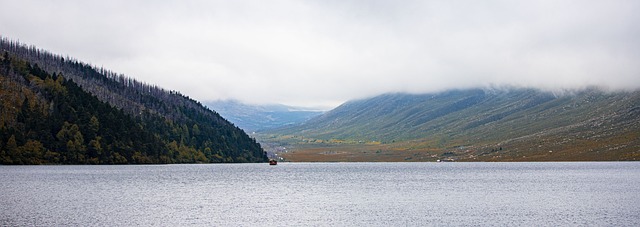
xmin=206 ymin=100 xmax=323 ymax=132
xmin=0 ymin=38 xmax=267 ymax=164
xmin=267 ymin=88 xmax=640 ymax=161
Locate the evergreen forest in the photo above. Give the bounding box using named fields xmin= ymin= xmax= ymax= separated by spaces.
xmin=0 ymin=38 xmax=267 ymax=164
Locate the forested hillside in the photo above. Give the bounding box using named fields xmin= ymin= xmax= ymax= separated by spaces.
xmin=0 ymin=38 xmax=267 ymax=164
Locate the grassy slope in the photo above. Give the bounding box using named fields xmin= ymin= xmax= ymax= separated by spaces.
xmin=263 ymin=88 xmax=640 ymax=161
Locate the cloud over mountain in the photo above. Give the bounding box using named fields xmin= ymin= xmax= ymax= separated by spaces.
xmin=2 ymin=0 xmax=638 ymax=109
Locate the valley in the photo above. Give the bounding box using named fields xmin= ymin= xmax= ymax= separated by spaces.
xmin=206 ymin=100 xmax=323 ymax=132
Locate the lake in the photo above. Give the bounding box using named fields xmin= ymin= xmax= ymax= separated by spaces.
xmin=1 ymin=162 xmax=639 ymax=226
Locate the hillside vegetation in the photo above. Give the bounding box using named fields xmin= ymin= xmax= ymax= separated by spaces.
xmin=265 ymin=88 xmax=640 ymax=161
xmin=0 ymin=39 xmax=267 ymax=164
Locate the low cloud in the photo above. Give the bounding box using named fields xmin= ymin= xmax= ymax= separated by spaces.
xmin=2 ymin=0 xmax=638 ymax=109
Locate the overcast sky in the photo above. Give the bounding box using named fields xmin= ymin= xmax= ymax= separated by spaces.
xmin=1 ymin=0 xmax=639 ymax=109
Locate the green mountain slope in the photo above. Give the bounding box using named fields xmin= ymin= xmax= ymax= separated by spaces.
xmin=268 ymin=88 xmax=640 ymax=161
xmin=0 ymin=39 xmax=267 ymax=164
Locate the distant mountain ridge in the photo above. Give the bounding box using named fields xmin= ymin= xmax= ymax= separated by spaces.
xmin=269 ymin=88 xmax=640 ymax=161
xmin=0 ymin=38 xmax=267 ymax=164
xmin=206 ymin=100 xmax=323 ymax=132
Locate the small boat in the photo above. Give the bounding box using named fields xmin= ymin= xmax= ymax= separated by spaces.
xmin=269 ymin=159 xmax=277 ymax=165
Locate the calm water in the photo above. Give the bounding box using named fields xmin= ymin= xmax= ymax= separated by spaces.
xmin=1 ymin=162 xmax=639 ymax=226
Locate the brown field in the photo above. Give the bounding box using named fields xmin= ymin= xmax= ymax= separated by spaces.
xmin=273 ymin=134 xmax=640 ymax=162
xmin=278 ymin=143 xmax=441 ymax=162
xmin=261 ymin=126 xmax=640 ymax=162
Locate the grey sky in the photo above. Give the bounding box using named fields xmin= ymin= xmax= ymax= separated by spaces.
xmin=1 ymin=0 xmax=639 ymax=109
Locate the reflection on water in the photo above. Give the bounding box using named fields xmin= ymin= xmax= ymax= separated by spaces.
xmin=1 ymin=162 xmax=639 ymax=226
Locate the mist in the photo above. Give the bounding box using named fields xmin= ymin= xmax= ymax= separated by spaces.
xmin=1 ymin=0 xmax=638 ymax=109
